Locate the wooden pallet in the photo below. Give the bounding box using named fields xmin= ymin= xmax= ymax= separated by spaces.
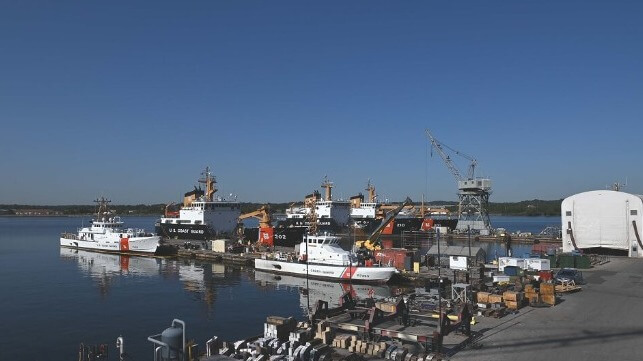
xmin=555 ymin=284 xmax=582 ymax=293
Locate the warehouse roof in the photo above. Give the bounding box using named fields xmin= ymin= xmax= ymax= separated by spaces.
xmin=427 ymin=245 xmax=485 ymax=258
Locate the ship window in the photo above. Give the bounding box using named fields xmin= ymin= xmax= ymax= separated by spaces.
xmin=566 ymin=211 xmax=572 ymax=216
xmin=631 ymin=210 xmax=638 ymax=216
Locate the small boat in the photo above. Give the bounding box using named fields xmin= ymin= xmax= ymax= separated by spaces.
xmin=254 ymin=233 xmax=397 ymax=283
xmin=60 ymin=197 xmax=159 ymax=254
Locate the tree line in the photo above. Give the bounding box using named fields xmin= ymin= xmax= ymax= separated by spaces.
xmin=1 ymin=199 xmax=562 ymax=216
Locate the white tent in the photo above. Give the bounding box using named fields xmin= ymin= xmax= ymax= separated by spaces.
xmin=561 ymin=190 xmax=643 ymax=257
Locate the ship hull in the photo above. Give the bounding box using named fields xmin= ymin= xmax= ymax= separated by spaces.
xmin=60 ymin=236 xmax=159 ymax=254
xmin=246 ymin=227 xmax=307 ymax=248
xmin=353 ymin=217 xmax=459 ymax=234
xmin=276 ymin=218 xmax=345 ymax=233
xmin=156 ymin=223 xmax=214 ymax=240
xmin=254 ymin=259 xmax=396 ymax=283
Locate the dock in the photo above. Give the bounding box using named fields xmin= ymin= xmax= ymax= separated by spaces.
xmin=176 ymin=248 xmax=259 ymax=266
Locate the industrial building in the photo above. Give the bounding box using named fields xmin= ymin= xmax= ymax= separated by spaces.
xmin=561 ymin=190 xmax=643 ymax=257
xmin=427 ymin=245 xmax=486 ymax=270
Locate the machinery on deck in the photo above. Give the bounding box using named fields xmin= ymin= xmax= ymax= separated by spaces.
xmin=238 ymin=206 xmax=273 ymax=245
xmin=238 ymin=206 xmax=272 ymax=229
xmin=355 ymin=197 xmax=412 ymax=251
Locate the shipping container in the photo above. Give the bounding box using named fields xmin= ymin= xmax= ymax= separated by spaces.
xmin=498 ymin=257 xmax=526 ymax=272
xmin=525 ymin=258 xmax=551 ymax=271
xmin=374 ymin=248 xmax=413 ymax=270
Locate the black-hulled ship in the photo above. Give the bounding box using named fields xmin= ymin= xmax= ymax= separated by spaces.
xmin=276 ymin=177 xmax=351 ymax=233
xmin=349 ymin=181 xmax=458 ymax=235
xmin=156 ymin=167 xmax=241 ymax=240
xmin=242 ymin=177 xmax=351 ymax=247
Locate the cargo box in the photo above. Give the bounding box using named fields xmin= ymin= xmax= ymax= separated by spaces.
xmin=488 ymin=294 xmax=503 ymax=303
xmin=525 ymin=292 xmax=539 ymax=304
xmin=374 ymin=248 xmax=413 ymax=271
xmin=503 ymin=291 xmax=522 ymax=302
xmin=540 ymin=283 xmax=555 ymax=295
xmin=505 ymin=300 xmax=520 ymax=310
xmin=541 ymin=294 xmax=556 ymax=306
xmin=375 ymin=302 xmax=397 ymax=313
xmin=476 ymin=292 xmax=490 ymax=303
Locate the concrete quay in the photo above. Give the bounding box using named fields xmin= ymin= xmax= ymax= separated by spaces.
xmin=452 ymin=257 xmax=643 ymax=360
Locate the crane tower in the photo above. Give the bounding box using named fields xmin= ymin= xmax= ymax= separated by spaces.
xmin=426 ymin=129 xmax=492 ymax=234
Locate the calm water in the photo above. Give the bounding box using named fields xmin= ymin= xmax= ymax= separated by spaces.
xmin=0 ymin=215 xmax=558 ymax=360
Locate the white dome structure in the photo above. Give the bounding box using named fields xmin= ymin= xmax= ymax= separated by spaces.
xmin=561 ymin=190 xmax=643 ymax=257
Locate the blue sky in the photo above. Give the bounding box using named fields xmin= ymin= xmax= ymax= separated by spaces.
xmin=1 ymin=1 xmax=641 ymax=205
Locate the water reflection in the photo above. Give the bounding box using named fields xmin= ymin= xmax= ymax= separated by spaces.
xmin=254 ymin=271 xmax=407 ymax=314
xmin=59 ymin=248 xmax=245 ymax=307
xmin=60 ymin=248 xmax=163 ymax=296
xmin=177 ymin=260 xmax=244 ymax=308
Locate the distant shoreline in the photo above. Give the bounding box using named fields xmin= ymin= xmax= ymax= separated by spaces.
xmin=0 ymin=199 xmax=562 ymax=217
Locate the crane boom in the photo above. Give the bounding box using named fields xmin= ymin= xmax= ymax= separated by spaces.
xmin=238 ymin=206 xmax=272 ymax=228
xmin=356 ymin=197 xmax=412 ymax=251
xmin=425 ymin=128 xmax=492 ymax=233
xmin=425 ymin=129 xmax=478 ymax=181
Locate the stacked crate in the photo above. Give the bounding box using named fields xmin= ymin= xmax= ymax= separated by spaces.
xmin=502 ymin=291 xmax=523 ymax=310
xmin=314 ymin=321 xmax=334 ymax=345
xmin=476 ymin=292 xmax=507 ymax=317
xmin=488 ymin=294 xmax=503 ymax=304
xmin=331 ymin=334 xmax=352 ymax=349
xmin=524 ymin=284 xmax=540 ymax=305
xmin=540 ymin=283 xmax=556 ymax=306
xmin=335 ymin=335 xmax=389 ymax=358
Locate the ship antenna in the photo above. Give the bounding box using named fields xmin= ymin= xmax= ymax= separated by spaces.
xmin=366 ymin=179 xmax=376 ymax=203
xmin=94 ymin=197 xmax=111 ymax=221
xmin=199 ymin=166 xmax=217 ymax=201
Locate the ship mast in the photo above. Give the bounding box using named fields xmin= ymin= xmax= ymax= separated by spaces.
xmin=321 ymin=176 xmax=333 ymax=201
xmin=421 ymin=194 xmax=425 ymax=218
xmin=199 ymin=166 xmax=217 ymax=202
xmin=366 ymin=179 xmax=376 ymax=203
xmin=93 ymin=196 xmax=111 ymax=221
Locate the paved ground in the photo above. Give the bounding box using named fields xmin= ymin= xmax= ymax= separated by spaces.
xmin=452 ymin=257 xmax=643 ymax=360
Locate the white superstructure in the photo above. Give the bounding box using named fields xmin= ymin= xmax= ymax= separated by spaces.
xmin=163 ymin=199 xmax=240 ymax=233
xmin=561 ymin=190 xmax=643 ymax=257
xmin=286 ymin=196 xmax=351 ymax=228
xmin=60 ymin=197 xmax=159 ymax=254
xmin=157 ymin=167 xmax=241 ymax=239
xmin=255 ymin=233 xmax=397 ymax=283
xmin=350 ymin=181 xmax=379 ymax=219
xmin=351 ymin=201 xmax=378 ymax=219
